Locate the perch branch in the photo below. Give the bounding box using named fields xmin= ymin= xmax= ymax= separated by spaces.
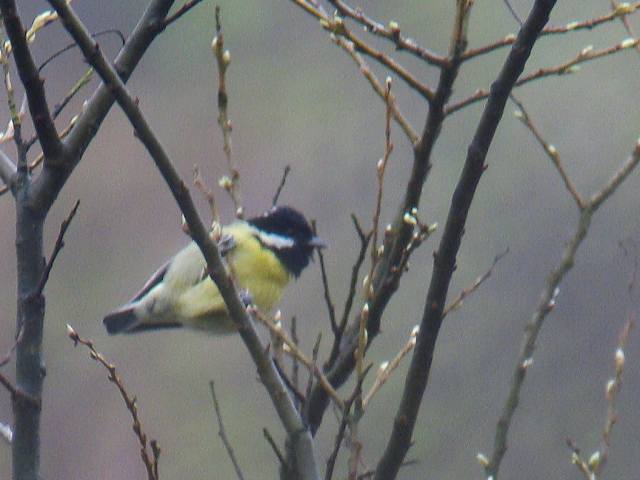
xmin=48 ymin=3 xmax=320 ymax=476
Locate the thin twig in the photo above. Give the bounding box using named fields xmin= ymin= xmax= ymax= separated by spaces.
xmin=212 ymin=5 xmax=242 ymax=218
xmin=314 ymin=219 xmax=338 ymax=335
xmin=485 ymin=140 xmax=640 ymax=479
xmin=29 ymin=200 xmax=80 ymax=299
xmin=362 ymin=326 xmax=419 ymax=407
xmin=290 ymin=316 xmax=300 ymax=405
xmin=503 ymin=0 xmax=524 ymax=25
xmin=331 ymin=36 xmax=418 ymax=145
xmin=325 ymin=215 xmax=371 ymax=370
xmin=194 ymin=165 xmax=219 ymax=222
xmin=209 ymin=381 xmax=246 ymax=480
xmin=0 ymin=327 xmax=22 ymax=367
xmin=327 ymin=0 xmax=447 ymax=67
xmin=66 ymin=325 xmax=159 ymax=480
xmin=448 ymin=37 xmax=640 ymax=115
xmin=272 ymin=164 xmax=291 ymax=206
xmin=290 ymin=0 xmax=435 ymax=102
xmin=461 ymin=2 xmax=640 ymax=61
xmin=509 ymin=95 xmax=585 ymax=208
xmin=263 ymin=428 xmax=288 ymax=472
xmin=442 ymin=248 xmax=509 ymax=318
xmin=162 ymin=0 xmax=204 ymax=29
xmin=250 ymin=307 xmax=345 ymax=410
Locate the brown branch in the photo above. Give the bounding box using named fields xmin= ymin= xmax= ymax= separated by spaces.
xmin=313 ymin=219 xmax=338 ymax=335
xmin=509 ymin=95 xmax=584 ymax=208
xmin=303 ymin=0 xmax=471 ymax=435
xmin=330 ymin=35 xmax=419 ymax=147
xmin=327 ymin=0 xmax=447 ymax=67
xmin=49 ymin=2 xmax=320 ymax=477
xmin=251 ymin=308 xmax=345 ymax=410
xmin=209 ymin=381 xmax=246 ymax=480
xmin=448 ymin=37 xmax=640 ymax=115
xmin=1 ymin=0 xmax=63 ymax=161
xmin=485 ymin=141 xmax=640 ymax=479
xmin=443 ymin=248 xmax=509 ymax=318
xmin=66 ymin=325 xmax=159 ymax=480
xmin=325 ymin=215 xmax=371 ymax=370
xmin=263 ymin=427 xmax=289 ymax=473
xmin=212 ymin=6 xmax=242 ymax=218
xmin=272 ymin=164 xmax=291 ymax=206
xmin=162 ymin=0 xmax=204 ymax=29
xmin=462 ymin=1 xmax=640 ymax=61
xmin=375 ymin=1 xmax=558 ymax=478
xmin=289 ymin=1 xmax=435 ymax=102
xmin=29 ymin=200 xmax=80 ymax=299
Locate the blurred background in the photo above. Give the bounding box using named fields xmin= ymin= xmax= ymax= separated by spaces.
xmin=1 ymin=1 xmax=639 ymax=478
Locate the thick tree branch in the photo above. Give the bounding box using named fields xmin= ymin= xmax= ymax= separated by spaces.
xmin=31 ymin=0 xmax=178 ymax=213
xmin=303 ymin=0 xmax=471 ymax=435
xmin=0 ymin=0 xmax=63 ymax=161
xmin=48 ymin=2 xmax=320 ymax=477
xmin=374 ymin=1 xmax=558 ymax=478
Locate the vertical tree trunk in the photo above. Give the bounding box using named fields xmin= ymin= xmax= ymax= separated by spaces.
xmin=13 ymin=186 xmax=45 ymax=480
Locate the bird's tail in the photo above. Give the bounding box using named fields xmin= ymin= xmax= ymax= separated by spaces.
xmin=103 ymin=306 xmax=138 ymax=334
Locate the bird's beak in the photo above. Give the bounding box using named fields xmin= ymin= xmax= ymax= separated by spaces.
xmin=308 ymin=236 xmax=327 ymax=249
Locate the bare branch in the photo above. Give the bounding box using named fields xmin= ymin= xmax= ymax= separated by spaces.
xmin=263 ymin=427 xmax=288 ymax=473
xmin=272 ymin=164 xmax=291 ymax=206
xmin=212 ymin=6 xmax=242 ymax=218
xmin=251 ymin=307 xmax=345 ymax=410
xmin=448 ymin=37 xmax=640 ymax=115
xmin=209 ymin=381 xmax=246 ymax=480
xmin=485 ymin=139 xmax=640 ymax=479
xmin=509 ymin=95 xmax=584 ymax=208
xmin=31 ymin=0 xmax=179 ymax=213
xmin=443 ymin=248 xmax=509 ymax=318
xmin=162 ymin=0 xmax=205 ymax=29
xmin=48 ymin=3 xmax=320 ymax=476
xmin=331 ymin=36 xmax=418 ymax=146
xmin=327 ymin=0 xmax=447 ymax=67
xmin=303 ymin=0 xmax=472 ymax=434
xmin=29 ymin=200 xmax=80 ymax=299
xmin=461 ymin=2 xmax=640 ymax=61
xmin=375 ymin=1 xmax=558 ymax=478
xmin=289 ymin=1 xmax=435 ymax=102
xmin=66 ymin=325 xmax=159 ymax=480
xmin=0 ymin=0 xmax=63 ymax=161
xmin=325 ymin=215 xmax=371 ymax=370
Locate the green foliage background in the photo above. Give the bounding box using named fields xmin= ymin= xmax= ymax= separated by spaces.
xmin=0 ymin=1 xmax=639 ymax=478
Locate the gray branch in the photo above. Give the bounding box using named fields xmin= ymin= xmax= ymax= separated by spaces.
xmin=47 ymin=1 xmax=320 ymax=477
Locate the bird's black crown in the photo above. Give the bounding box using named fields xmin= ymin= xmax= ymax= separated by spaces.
xmin=248 ymin=206 xmax=323 ymax=277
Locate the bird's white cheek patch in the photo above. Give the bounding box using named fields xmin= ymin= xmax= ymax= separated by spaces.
xmin=256 ymin=231 xmax=295 ymax=250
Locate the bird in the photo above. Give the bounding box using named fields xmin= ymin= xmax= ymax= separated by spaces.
xmin=103 ymin=206 xmax=325 ymax=335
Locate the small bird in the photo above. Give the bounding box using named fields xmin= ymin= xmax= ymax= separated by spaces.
xmin=103 ymin=206 xmax=325 ymax=335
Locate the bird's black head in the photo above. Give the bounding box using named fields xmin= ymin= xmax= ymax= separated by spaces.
xmin=248 ymin=206 xmax=325 ymax=277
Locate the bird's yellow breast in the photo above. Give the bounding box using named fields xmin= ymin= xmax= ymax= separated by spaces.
xmin=224 ymin=222 xmax=291 ymax=311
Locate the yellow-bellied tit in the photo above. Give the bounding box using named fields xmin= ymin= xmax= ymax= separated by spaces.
xmin=103 ymin=206 xmax=325 ymax=335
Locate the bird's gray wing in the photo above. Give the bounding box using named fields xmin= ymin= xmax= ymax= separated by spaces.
xmin=129 ymin=259 xmax=172 ymax=303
